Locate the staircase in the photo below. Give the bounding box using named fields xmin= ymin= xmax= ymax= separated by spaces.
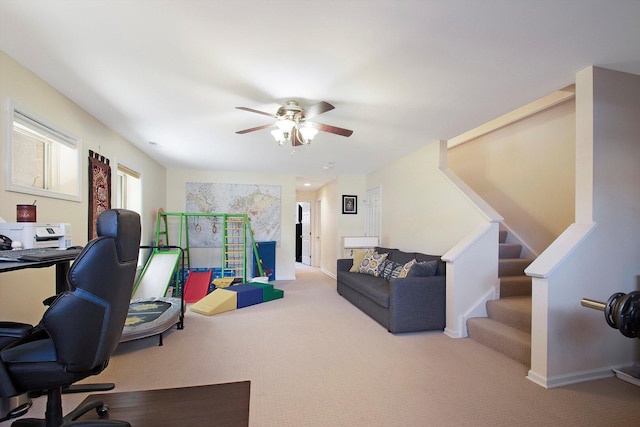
xmin=467 ymin=230 xmax=534 ymax=366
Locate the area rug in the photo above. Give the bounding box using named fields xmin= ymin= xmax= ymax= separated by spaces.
xmin=77 ymin=381 xmax=250 ymax=426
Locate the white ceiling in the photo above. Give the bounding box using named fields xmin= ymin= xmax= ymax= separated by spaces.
xmin=1 ymin=1 xmax=639 ymax=191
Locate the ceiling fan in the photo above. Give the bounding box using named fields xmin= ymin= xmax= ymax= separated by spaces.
xmin=235 ymin=100 xmax=353 ymax=147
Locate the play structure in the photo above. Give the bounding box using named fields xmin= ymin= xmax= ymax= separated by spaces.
xmin=121 ymin=211 xmax=283 ymax=343
xmin=153 ymin=211 xmax=266 ymax=282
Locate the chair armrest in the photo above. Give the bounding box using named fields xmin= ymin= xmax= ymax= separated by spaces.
xmin=0 ymin=322 xmax=32 ymax=397
xmin=337 ymin=258 xmax=354 ymax=272
xmin=388 ymin=276 xmax=446 ymax=333
xmin=0 ymin=322 xmax=32 ymax=348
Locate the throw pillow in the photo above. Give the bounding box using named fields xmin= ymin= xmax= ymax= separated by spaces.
xmin=397 ymin=259 xmax=417 ymax=278
xmin=407 ymin=260 xmax=439 ymax=277
xmin=378 ymin=259 xmax=403 ymax=280
xmin=349 ymin=249 xmax=371 ymax=272
xmin=358 ymin=251 xmax=388 ymax=276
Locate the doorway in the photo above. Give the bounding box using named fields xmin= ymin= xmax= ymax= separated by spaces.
xmin=296 ymin=202 xmax=311 ymax=266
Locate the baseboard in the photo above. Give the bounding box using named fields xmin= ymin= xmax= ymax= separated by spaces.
xmin=527 ymin=365 xmax=617 ymax=389
xmin=321 ymin=268 xmax=336 ymax=279
xmin=444 ymin=327 xmax=464 ymax=338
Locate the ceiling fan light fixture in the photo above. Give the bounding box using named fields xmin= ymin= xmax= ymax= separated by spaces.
xmin=236 ymin=100 xmax=353 ymax=147
xmin=299 ymin=124 xmax=318 ymax=143
xmin=270 ymin=129 xmax=286 ymax=145
xmin=275 ymin=118 xmax=296 ymax=134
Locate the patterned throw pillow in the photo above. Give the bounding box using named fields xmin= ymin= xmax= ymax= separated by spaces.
xmin=358 ymin=251 xmax=389 ymax=276
xmin=397 ymin=259 xmax=417 ymax=278
xmin=378 ymin=259 xmax=404 ymax=280
xmin=349 ymin=249 xmax=371 ymax=272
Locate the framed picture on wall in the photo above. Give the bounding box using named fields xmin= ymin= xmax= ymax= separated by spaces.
xmin=342 ymin=195 xmax=357 ymax=214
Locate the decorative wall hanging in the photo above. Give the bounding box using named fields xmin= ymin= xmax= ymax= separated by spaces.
xmin=88 ymin=150 xmax=111 ymax=239
xmin=342 ymin=195 xmax=357 ymax=214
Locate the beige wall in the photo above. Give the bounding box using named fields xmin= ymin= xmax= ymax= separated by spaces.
xmin=315 ymin=180 xmax=339 ymax=274
xmin=367 ymin=142 xmax=485 ymax=255
xmin=165 ymin=169 xmax=296 ymax=280
xmin=0 ymin=50 xmax=166 ymax=324
xmin=313 ymin=175 xmax=367 ymax=275
xmin=448 ymin=99 xmax=576 ymax=255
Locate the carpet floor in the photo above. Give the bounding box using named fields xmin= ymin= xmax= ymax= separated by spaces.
xmin=4 ymin=264 xmax=640 ymax=426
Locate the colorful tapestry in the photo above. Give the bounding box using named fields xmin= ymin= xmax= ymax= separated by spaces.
xmin=88 ymin=150 xmax=111 ymax=240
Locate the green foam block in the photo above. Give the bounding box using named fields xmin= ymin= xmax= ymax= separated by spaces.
xmin=247 ymin=282 xmax=284 ymax=302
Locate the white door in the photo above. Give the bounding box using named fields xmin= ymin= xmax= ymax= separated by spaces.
xmin=300 ymin=202 xmax=311 ymax=265
xmin=313 ymin=199 xmax=321 ymax=267
xmin=366 ymin=186 xmax=381 ymax=238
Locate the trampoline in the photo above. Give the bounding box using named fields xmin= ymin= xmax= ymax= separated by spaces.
xmin=121 ymin=297 xmax=183 ymax=346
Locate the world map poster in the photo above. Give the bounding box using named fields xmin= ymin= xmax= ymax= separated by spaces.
xmin=185 ymin=182 xmax=281 ymax=248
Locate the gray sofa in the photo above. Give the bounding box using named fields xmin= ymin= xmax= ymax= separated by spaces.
xmin=336 ymin=246 xmax=446 ymax=333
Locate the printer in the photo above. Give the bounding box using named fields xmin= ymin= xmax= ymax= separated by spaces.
xmin=0 ymin=222 xmax=72 ymax=249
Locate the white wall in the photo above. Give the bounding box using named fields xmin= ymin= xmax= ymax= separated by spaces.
xmin=316 ymin=180 xmax=340 ymax=275
xmin=0 ymin=50 xmax=166 ymax=324
xmin=165 ymin=169 xmax=296 ymax=280
xmin=313 ymin=175 xmax=367 ymax=276
xmin=366 ymin=142 xmax=485 ymax=254
xmin=337 ymin=175 xmax=367 ymax=245
xmin=527 ymin=67 xmax=640 ymax=387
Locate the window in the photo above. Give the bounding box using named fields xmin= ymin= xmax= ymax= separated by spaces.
xmin=116 ymin=164 xmax=143 ymax=266
xmin=5 ymin=103 xmax=81 ymax=201
xmin=116 ymin=164 xmax=142 ymax=214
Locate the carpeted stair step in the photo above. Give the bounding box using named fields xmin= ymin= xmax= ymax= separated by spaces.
xmin=499 ymin=243 xmax=522 ymax=259
xmin=499 ymin=258 xmax=533 ymax=276
xmin=467 ymin=317 xmax=531 ymax=366
xmin=486 ymin=296 xmax=531 ymax=333
xmin=500 ymin=276 xmax=532 ymax=297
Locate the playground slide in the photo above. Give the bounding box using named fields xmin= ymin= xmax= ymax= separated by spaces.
xmin=131 ymin=249 xmax=181 ymax=300
xmin=183 ymin=270 xmax=213 ymax=303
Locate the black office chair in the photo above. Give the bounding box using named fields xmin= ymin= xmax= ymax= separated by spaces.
xmin=0 ymin=209 xmax=141 ymax=426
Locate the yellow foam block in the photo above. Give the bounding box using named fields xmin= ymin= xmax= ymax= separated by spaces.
xmin=190 ymin=289 xmax=237 ymax=316
xmin=213 ymin=278 xmax=235 ymax=288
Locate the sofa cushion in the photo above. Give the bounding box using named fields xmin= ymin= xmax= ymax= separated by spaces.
xmin=338 ymin=272 xmax=390 ymax=308
xmin=358 ymin=252 xmax=388 ymax=276
xmin=407 ymin=260 xmax=438 ymax=277
xmin=375 ymin=247 xmax=414 ymax=265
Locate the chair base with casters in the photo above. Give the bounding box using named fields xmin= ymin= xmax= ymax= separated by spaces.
xmin=10 ymin=387 xmax=130 ymax=427
xmin=0 ymin=393 xmax=31 ymax=422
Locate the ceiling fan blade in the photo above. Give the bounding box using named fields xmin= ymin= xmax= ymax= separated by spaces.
xmin=304 ymin=101 xmax=335 ymax=120
xmin=308 ymin=122 xmax=353 ymax=137
xmin=235 ymin=123 xmax=273 ymax=134
xmin=235 ymin=106 xmax=277 ymax=118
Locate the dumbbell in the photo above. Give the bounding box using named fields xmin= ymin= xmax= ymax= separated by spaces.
xmin=581 ymin=291 xmax=640 ymax=339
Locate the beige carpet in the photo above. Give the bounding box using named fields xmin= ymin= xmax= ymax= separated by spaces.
xmin=4 ymin=264 xmax=640 ymax=426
